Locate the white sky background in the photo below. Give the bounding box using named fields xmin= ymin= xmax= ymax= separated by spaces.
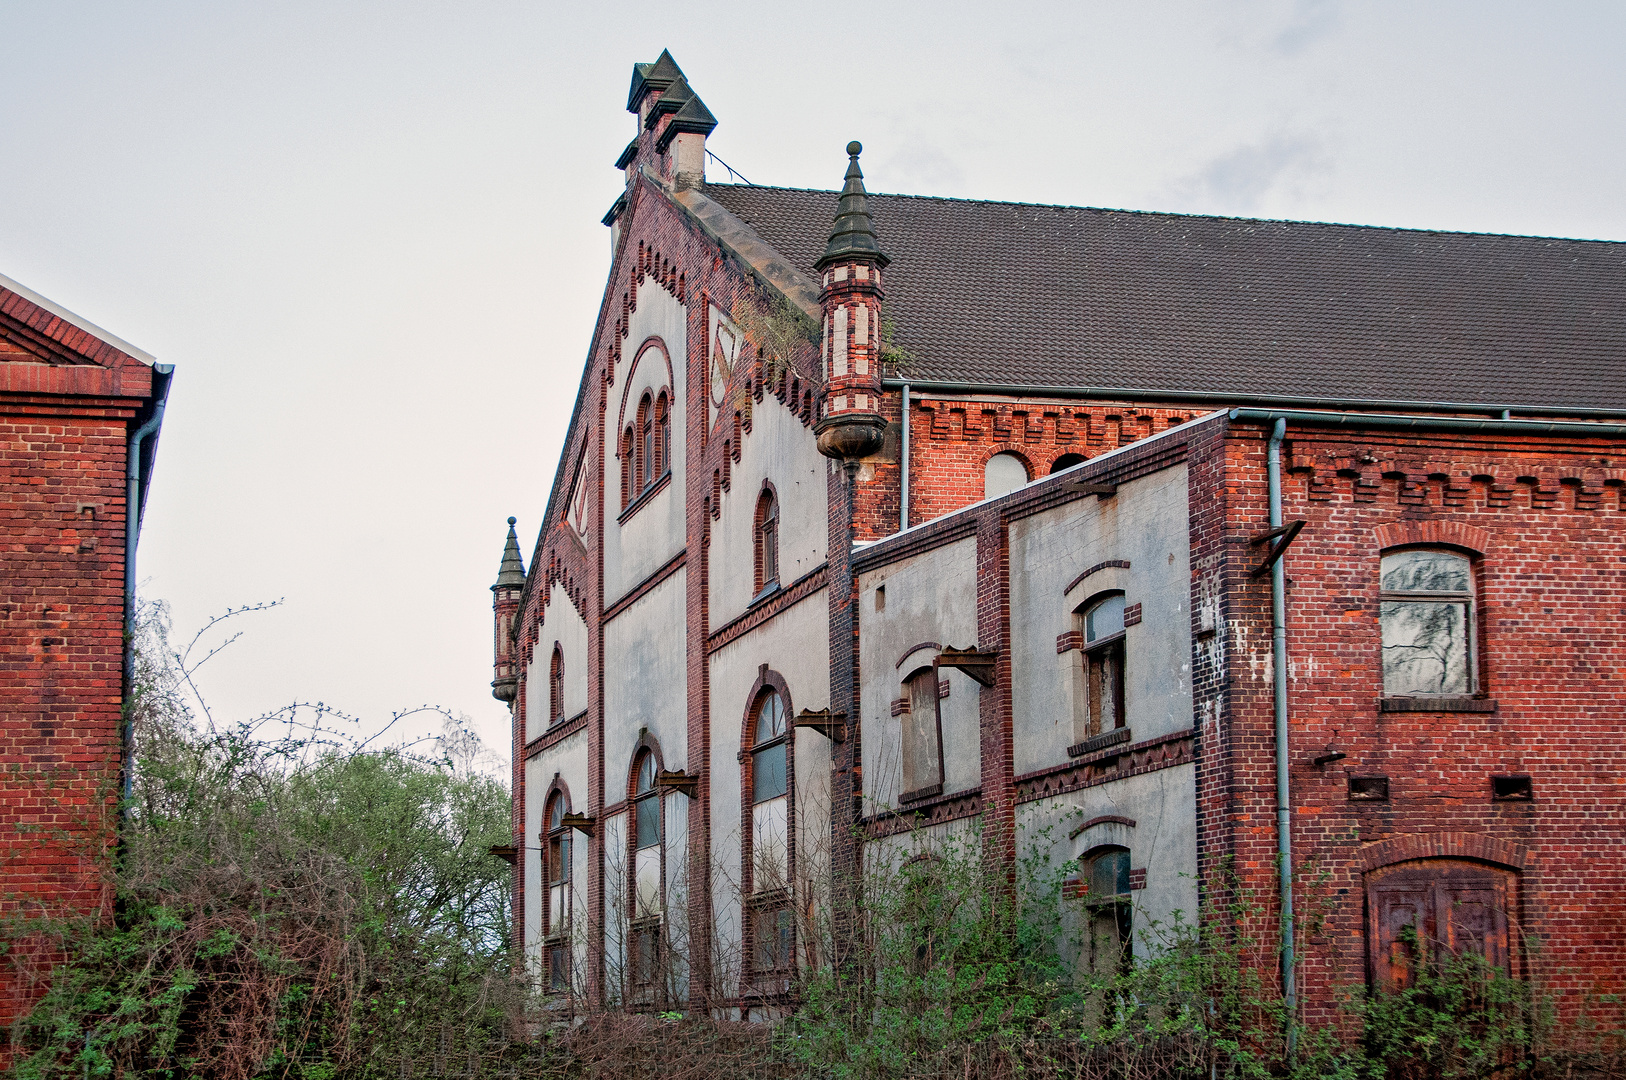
xmin=2 ymin=1 xmax=1622 ymax=770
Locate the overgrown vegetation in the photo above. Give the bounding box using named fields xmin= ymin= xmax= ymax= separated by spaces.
xmin=4 ymin=603 xmax=1622 ymax=1077
xmin=3 ymin=600 xmax=516 ymax=1079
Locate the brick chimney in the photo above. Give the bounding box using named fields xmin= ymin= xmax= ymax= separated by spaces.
xmin=621 ymin=50 xmax=718 ymax=192
xmin=814 ymin=142 xmax=890 ymax=463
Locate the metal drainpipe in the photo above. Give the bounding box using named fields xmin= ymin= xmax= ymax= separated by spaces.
xmin=899 ymin=382 xmax=911 ymax=532
xmin=123 ymin=366 xmax=174 ymax=809
xmin=1267 ymin=416 xmax=1296 ymax=1055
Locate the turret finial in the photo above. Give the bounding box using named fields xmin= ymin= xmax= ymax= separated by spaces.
xmin=493 ymin=518 xmax=525 ymax=590
xmin=817 ymin=141 xmax=888 ymax=270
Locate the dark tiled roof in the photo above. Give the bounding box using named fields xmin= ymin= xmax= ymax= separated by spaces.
xmin=702 ymin=183 xmax=1626 ymax=410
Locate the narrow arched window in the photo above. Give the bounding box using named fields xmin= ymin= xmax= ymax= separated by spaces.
xmin=984 ymin=452 xmax=1029 ymax=499
xmin=1083 ymin=846 xmax=1132 ymax=974
xmin=1074 ymin=593 xmax=1126 ymax=740
xmin=638 ymin=392 xmax=655 ymax=495
xmin=750 ymin=689 xmax=788 ymax=892
xmin=630 ymin=749 xmax=663 ymax=990
xmin=549 ymin=644 xmax=564 ymax=724
xmin=1379 ymin=548 xmax=1476 ymax=697
xmin=901 ymin=666 xmax=944 ymax=802
xmin=654 ymin=391 xmax=670 ymax=480
xmin=543 ymin=791 xmax=572 ymax=991
xmin=621 ymin=427 xmax=635 ymax=509
xmin=754 ymin=486 xmax=779 ymax=596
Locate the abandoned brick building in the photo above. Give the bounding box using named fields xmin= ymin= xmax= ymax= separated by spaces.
xmin=0 ymin=273 xmax=171 ymax=1024
xmin=492 ymin=51 xmax=1626 ymax=1023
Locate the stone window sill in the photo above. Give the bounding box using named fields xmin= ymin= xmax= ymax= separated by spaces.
xmin=617 ymin=470 xmax=672 ymax=525
xmin=1068 ymin=727 xmax=1133 ymax=758
xmin=1379 ymin=696 xmax=1497 ymax=713
xmin=899 ymin=782 xmax=943 ymax=805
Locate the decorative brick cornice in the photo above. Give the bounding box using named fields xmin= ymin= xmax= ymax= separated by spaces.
xmin=526 ymin=710 xmax=589 ymax=760
xmin=1015 ymin=729 xmax=1194 ymax=805
xmin=861 ymin=786 xmax=984 ymax=840
xmin=1356 ymin=832 xmax=1529 ymax=873
xmin=706 ymin=564 xmax=827 ymax=653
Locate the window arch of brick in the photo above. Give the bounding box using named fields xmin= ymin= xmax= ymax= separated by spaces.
xmin=614 ymin=339 xmax=674 ymax=513
xmin=1374 ymin=520 xmax=1489 ymax=557
xmin=740 ymin=667 xmax=795 ymax=983
xmin=754 ymin=482 xmax=780 ymax=596
xmin=548 ymin=643 xmax=564 ymax=724
xmin=1049 ymin=452 xmax=1088 ymax=474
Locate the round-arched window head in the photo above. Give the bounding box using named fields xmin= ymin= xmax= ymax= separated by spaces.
xmin=984 ymin=453 xmax=1030 ymax=499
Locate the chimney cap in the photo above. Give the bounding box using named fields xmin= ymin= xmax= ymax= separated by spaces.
xmin=627 ymin=49 xmax=685 ymax=113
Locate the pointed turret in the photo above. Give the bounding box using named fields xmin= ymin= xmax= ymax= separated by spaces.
xmin=490 ymin=516 xmax=524 ymax=703
xmin=814 ymin=142 xmax=890 ymax=464
xmin=818 ymin=142 xmax=889 ymax=270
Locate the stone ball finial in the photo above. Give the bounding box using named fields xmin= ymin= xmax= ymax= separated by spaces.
xmin=847 ymin=140 xmax=862 ymax=157
xmin=507 ymin=516 xmax=516 ymax=526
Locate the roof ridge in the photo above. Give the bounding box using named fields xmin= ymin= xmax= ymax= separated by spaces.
xmin=702 ymin=181 xmax=1626 ymax=247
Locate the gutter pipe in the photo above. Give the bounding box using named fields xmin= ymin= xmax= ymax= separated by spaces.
xmin=123 ymin=365 xmax=175 ymax=808
xmin=880 ymin=378 xmax=1626 ymax=421
xmin=1265 ymin=418 xmax=1295 ymax=1056
xmin=1228 ymin=408 xmax=1626 ymax=438
xmin=899 ymin=382 xmax=910 ymax=533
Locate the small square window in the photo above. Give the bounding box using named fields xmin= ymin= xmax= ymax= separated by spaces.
xmin=1348 ymin=776 xmax=1389 ymax=802
xmin=1491 ymin=775 xmax=1532 ymax=801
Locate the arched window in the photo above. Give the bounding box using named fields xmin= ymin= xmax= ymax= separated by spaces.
xmin=750 ymin=689 xmax=788 ymax=892
xmin=901 ymin=666 xmax=944 ymax=802
xmin=637 ymin=392 xmax=654 ymax=495
xmin=1083 ymin=845 xmax=1132 ymax=974
xmin=1074 ymin=593 xmax=1126 ymax=740
xmin=620 ymin=426 xmax=634 ymax=509
xmin=1050 ymin=453 xmax=1087 ymax=474
xmin=654 ymin=391 xmax=670 ymax=480
xmin=1379 ymin=549 xmax=1476 ymax=696
xmin=1366 ymin=859 xmax=1514 ymax=991
xmin=627 ymin=748 xmax=664 ymax=994
xmin=746 ymin=685 xmax=794 ymax=980
xmin=754 ymin=486 xmax=780 ymax=596
xmin=543 ymin=790 xmax=572 ymax=991
xmin=984 ymin=452 xmax=1030 ymax=499
xmin=549 ymin=644 xmax=564 ymax=724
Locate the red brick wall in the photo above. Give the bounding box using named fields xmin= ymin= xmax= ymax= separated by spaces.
xmin=0 ymin=405 xmax=134 ymax=1026
xmin=1213 ymin=422 xmax=1626 ymax=1030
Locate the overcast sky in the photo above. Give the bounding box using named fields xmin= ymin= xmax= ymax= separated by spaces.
xmin=3 ymin=1 xmax=1622 ymax=768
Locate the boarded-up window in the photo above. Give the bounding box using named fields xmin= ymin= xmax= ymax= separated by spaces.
xmin=902 ymin=667 xmax=944 ymax=801
xmin=1366 ymin=859 xmax=1514 ymax=991
xmin=1380 ymin=549 xmax=1475 ymax=696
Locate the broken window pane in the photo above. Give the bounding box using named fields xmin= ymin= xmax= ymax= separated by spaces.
xmin=1381 ymin=549 xmax=1470 ymax=593
xmin=1380 ymin=549 xmax=1474 ymax=696
xmin=1381 ymin=600 xmax=1470 ymax=694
